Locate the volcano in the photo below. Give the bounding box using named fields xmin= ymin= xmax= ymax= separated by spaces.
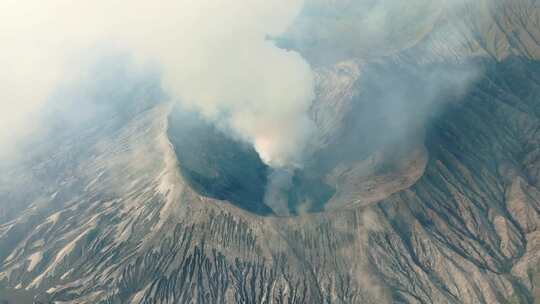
xmin=3 ymin=0 xmax=540 ymax=303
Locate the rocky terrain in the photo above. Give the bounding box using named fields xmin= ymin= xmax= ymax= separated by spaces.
xmin=3 ymin=0 xmax=540 ymax=303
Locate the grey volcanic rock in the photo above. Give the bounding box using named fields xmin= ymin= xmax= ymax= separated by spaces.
xmin=3 ymin=1 xmax=540 ymax=303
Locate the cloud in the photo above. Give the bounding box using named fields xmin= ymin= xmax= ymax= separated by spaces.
xmin=0 ymin=0 xmax=315 ymax=168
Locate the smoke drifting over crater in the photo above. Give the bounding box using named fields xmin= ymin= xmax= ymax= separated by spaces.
xmin=0 ymin=0 xmax=315 ymax=168
xmin=1 ymin=0 xmax=486 ymax=217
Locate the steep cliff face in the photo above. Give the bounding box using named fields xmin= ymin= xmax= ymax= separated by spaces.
xmin=3 ymin=1 xmax=540 ymax=304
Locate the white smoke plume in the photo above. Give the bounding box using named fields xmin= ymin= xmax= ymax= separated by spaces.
xmin=0 ymin=0 xmax=314 ymax=168
xmin=263 ymin=168 xmax=295 ymax=216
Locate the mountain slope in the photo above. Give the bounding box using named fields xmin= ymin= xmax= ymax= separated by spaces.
xmin=3 ymin=1 xmax=540 ymax=303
